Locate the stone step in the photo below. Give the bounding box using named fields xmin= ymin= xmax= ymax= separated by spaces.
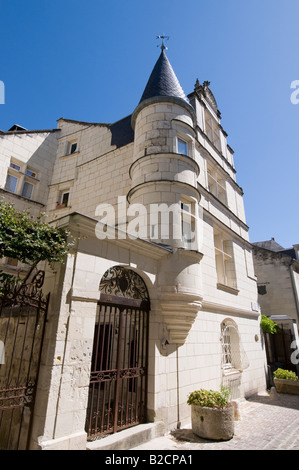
xmin=86 ymin=421 xmax=165 ymax=451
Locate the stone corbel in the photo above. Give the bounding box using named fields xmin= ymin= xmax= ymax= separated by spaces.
xmin=159 ymin=292 xmax=203 ymax=344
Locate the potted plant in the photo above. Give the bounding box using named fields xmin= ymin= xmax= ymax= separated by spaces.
xmin=187 ymin=387 xmax=234 ymax=441
xmin=273 ymin=368 xmax=299 ymax=395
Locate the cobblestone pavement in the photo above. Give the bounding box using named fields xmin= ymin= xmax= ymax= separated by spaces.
xmin=133 ymin=390 xmax=299 ymax=451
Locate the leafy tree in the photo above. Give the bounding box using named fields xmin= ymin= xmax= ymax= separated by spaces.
xmin=0 ymin=201 xmax=73 ymax=289
xmin=260 ymin=314 xmax=280 ymax=334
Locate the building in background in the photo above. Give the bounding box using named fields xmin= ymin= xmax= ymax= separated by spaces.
xmin=252 ymin=239 xmax=299 ymax=328
xmin=252 ymin=239 xmax=299 ymax=377
xmin=0 ymin=125 xmax=58 ymax=276
xmin=0 ymin=47 xmax=267 ymax=450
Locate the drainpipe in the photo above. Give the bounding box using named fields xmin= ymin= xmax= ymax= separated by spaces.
xmin=176 ymin=346 xmax=181 ymax=429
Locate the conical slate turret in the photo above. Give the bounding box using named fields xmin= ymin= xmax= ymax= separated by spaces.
xmin=139 ymin=50 xmax=188 ymax=104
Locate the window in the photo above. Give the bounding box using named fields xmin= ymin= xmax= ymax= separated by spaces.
xmin=177 ymin=138 xmax=188 ymax=155
xmin=25 ymin=169 xmax=37 ymax=178
xmin=10 ymin=162 xmax=21 ymax=171
xmin=56 ymin=191 xmax=69 ymax=208
xmin=214 ymin=230 xmax=237 ymax=290
xmin=61 ymin=192 xmax=69 ymax=206
xmin=181 ymin=199 xmax=196 ymax=249
xmin=205 ymin=110 xmax=221 ymax=151
xmin=70 ymin=142 xmax=78 ymax=154
xmin=220 ymin=320 xmax=248 ymax=373
xmin=5 ymin=174 xmax=18 ymax=193
xmin=207 ymin=165 xmax=227 ymax=205
xmin=21 ymin=181 xmax=34 ymax=199
xmin=4 ymin=158 xmax=38 ymax=200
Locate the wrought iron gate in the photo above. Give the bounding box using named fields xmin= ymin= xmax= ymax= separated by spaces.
xmin=86 ymin=267 xmax=150 ymax=439
xmin=0 ymin=271 xmax=49 ymax=450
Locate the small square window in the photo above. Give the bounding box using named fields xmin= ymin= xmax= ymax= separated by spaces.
xmin=70 ymin=142 xmax=77 ymax=154
xmin=10 ymin=162 xmax=21 ymax=171
xmin=5 ymin=174 xmax=18 ymax=193
xmin=26 ymin=169 xmax=37 ymax=178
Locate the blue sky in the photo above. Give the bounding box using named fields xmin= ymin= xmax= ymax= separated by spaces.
xmin=0 ymin=0 xmax=298 ymax=248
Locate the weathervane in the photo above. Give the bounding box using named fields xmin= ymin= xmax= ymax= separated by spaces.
xmin=156 ymin=34 xmax=169 ymax=51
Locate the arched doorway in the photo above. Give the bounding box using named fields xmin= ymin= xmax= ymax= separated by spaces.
xmin=85 ymin=266 xmax=150 ymax=439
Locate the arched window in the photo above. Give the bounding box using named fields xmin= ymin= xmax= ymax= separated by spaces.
xmin=221 ymin=320 xmax=242 ymax=371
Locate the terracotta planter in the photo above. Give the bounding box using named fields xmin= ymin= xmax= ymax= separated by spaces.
xmin=274 ymin=378 xmax=299 ymax=395
xmin=191 ymin=403 xmax=234 ymax=441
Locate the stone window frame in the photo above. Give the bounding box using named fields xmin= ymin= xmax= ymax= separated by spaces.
xmin=172 ymin=120 xmax=195 ymax=160
xmin=220 ymin=319 xmax=241 ymax=372
xmin=213 ymin=227 xmax=238 ymax=293
xmin=180 ymin=195 xmax=197 ymax=250
xmin=204 ymin=108 xmax=221 ymax=152
xmin=4 ymin=157 xmax=39 ymax=200
xmin=206 ymin=160 xmax=228 ymax=206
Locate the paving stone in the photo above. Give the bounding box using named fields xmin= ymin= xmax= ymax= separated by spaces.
xmin=132 ymin=391 xmax=299 ymax=451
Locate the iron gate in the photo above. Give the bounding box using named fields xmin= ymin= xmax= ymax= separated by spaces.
xmin=86 ymin=267 xmax=150 ymax=439
xmin=0 ymin=271 xmax=49 ymax=450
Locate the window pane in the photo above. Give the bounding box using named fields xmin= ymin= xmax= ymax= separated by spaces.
xmin=26 ymin=169 xmax=36 ymax=178
xmin=10 ymin=162 xmax=21 ymax=171
xmin=70 ymin=143 xmax=77 ymax=154
xmin=21 ymin=181 xmax=33 ymax=199
xmin=5 ymin=174 xmax=18 ymax=193
xmin=62 ymin=192 xmax=69 ymax=205
xmin=177 ymin=138 xmax=187 ymax=155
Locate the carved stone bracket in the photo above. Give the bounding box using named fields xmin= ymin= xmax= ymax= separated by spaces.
xmin=159 ymin=292 xmax=203 ymax=344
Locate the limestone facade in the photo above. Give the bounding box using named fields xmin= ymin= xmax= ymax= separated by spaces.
xmin=252 ymin=240 xmax=299 ymax=328
xmin=0 ymin=51 xmax=267 ymax=450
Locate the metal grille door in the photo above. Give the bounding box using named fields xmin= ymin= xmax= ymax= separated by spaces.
xmin=0 ymin=271 xmax=49 ymax=450
xmin=86 ymin=301 xmax=149 ymax=439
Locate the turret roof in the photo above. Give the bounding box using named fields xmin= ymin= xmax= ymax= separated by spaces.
xmin=139 ymin=49 xmax=187 ymax=104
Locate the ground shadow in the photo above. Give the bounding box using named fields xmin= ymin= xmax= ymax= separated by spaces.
xmin=247 ymin=389 xmax=299 ymax=411
xmin=170 ymin=428 xmax=231 ymax=445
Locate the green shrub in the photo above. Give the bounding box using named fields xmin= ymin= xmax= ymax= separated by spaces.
xmin=187 ymin=387 xmax=231 ymax=408
xmin=260 ymin=315 xmax=280 ymax=334
xmin=273 ymin=368 xmax=298 ymax=381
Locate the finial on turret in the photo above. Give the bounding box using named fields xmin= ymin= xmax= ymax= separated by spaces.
xmin=156 ymin=34 xmax=169 ymax=51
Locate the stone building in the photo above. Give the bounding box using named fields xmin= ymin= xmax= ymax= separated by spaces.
xmin=252 ymin=239 xmax=299 ymax=328
xmin=0 ymin=47 xmax=267 ymax=450
xmin=252 ymin=239 xmax=299 ymax=379
xmin=0 ymin=125 xmax=58 ymax=276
